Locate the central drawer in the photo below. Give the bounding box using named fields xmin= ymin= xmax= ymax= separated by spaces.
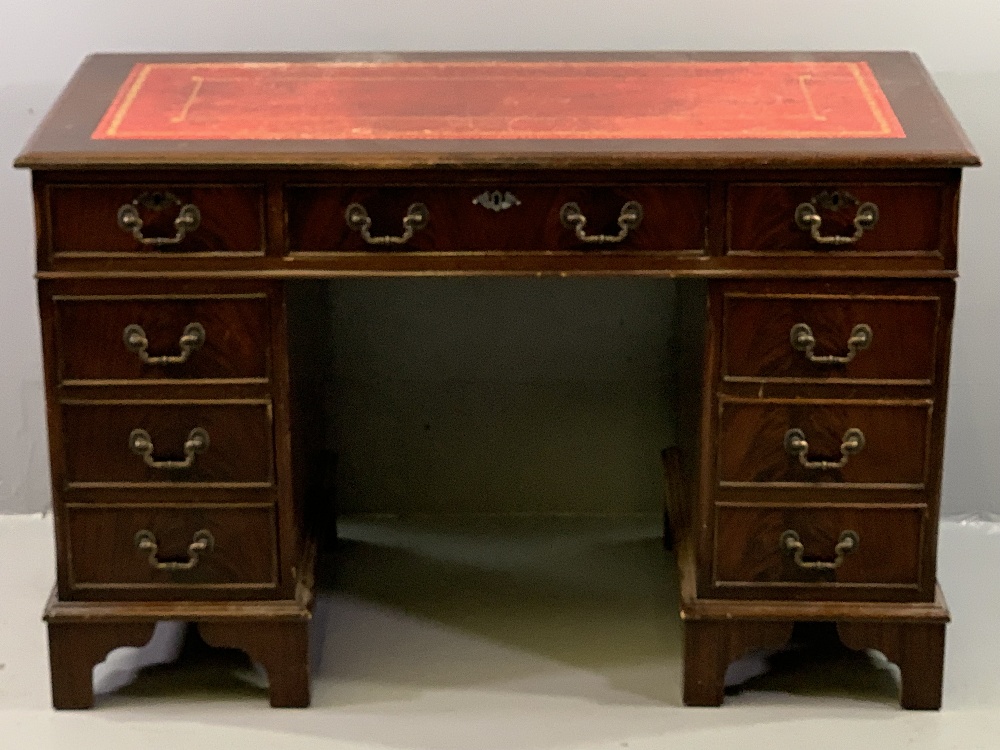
xmin=60 ymin=400 xmax=275 ymax=488
xmin=285 ymin=183 xmax=709 ymax=253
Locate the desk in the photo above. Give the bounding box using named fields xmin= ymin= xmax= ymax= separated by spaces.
xmin=15 ymin=52 xmax=978 ymax=710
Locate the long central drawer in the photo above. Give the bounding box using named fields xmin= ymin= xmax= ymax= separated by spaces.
xmin=285 ymin=183 xmax=709 ymax=253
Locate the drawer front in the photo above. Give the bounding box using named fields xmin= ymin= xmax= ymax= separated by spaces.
xmin=713 ymin=505 xmax=924 ymax=592
xmin=61 ymin=401 xmax=274 ymax=487
xmin=286 ymin=184 xmax=708 ymax=253
xmin=46 ymin=184 xmax=265 ymax=257
xmin=54 ymin=295 xmax=270 ymax=383
xmin=722 ymin=293 xmax=940 ymax=384
xmin=717 ymin=398 xmax=931 ymax=488
xmin=65 ymin=505 xmax=277 ymax=593
xmin=728 ymin=183 xmax=947 ymax=255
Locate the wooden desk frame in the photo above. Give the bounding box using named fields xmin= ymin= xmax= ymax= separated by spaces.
xmin=16 ymin=51 xmax=978 ymax=711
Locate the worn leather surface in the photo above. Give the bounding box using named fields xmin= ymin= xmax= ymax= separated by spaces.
xmin=92 ymin=60 xmax=905 ymax=141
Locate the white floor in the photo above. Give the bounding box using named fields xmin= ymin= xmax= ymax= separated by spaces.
xmin=1 ymin=514 xmax=999 ymax=749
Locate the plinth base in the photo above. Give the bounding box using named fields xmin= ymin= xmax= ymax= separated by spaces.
xmin=44 ymin=591 xmax=312 ymax=709
xmin=678 ymin=551 xmax=949 ymax=709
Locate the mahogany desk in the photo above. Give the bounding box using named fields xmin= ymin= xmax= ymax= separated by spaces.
xmin=15 ymin=52 xmax=978 ymax=710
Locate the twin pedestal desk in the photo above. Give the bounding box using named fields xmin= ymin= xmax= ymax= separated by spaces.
xmin=15 ymin=52 xmax=978 ymax=710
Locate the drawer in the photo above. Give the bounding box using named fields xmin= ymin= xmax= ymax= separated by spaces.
xmin=65 ymin=504 xmax=277 ymax=595
xmin=53 ymin=294 xmax=271 ymax=383
xmin=46 ymin=184 xmax=265 ymax=257
xmin=713 ymin=505 xmax=924 ymax=594
xmin=61 ymin=400 xmax=274 ymax=488
xmin=722 ymin=292 xmax=941 ymax=384
xmin=727 ymin=183 xmax=948 ymax=255
xmin=717 ymin=397 xmax=931 ymax=488
xmin=286 ymin=184 xmax=708 ymax=253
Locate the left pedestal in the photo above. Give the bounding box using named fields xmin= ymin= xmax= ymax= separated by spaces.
xmin=36 ymin=276 xmax=311 ymax=708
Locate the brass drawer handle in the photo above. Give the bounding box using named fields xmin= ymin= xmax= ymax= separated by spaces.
xmin=794 ymin=200 xmax=879 ymax=246
xmin=781 ymin=529 xmax=859 ymax=571
xmin=129 ymin=427 xmax=209 ymax=470
xmin=784 ymin=427 xmax=865 ymax=470
xmin=116 ymin=192 xmax=201 ymax=247
xmin=790 ymin=323 xmax=872 ymax=364
xmin=560 ymin=201 xmax=644 ymax=244
xmin=345 ymin=202 xmax=429 ymax=245
xmin=134 ymin=529 xmax=214 ymax=571
xmin=123 ymin=322 xmax=205 ymax=365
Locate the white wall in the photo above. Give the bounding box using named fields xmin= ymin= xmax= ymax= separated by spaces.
xmin=1 ymin=1 xmax=998 ymax=515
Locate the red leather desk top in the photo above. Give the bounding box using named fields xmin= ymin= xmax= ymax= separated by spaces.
xmin=92 ymin=60 xmax=905 ymax=141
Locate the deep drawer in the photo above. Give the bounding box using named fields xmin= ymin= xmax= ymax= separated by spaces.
xmin=45 ymin=183 xmax=265 ymax=257
xmin=61 ymin=400 xmax=274 ymax=488
xmin=727 ymin=183 xmax=949 ymax=255
xmin=721 ymin=291 xmax=941 ymax=384
xmin=717 ymin=397 xmax=931 ymax=488
xmin=64 ymin=504 xmax=277 ymax=595
xmin=286 ymin=183 xmax=708 ymax=253
xmin=713 ymin=505 xmax=925 ymax=595
xmin=53 ymin=294 xmax=271 ymax=383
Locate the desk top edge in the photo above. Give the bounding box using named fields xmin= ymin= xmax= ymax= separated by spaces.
xmin=15 ymin=51 xmax=980 ymax=171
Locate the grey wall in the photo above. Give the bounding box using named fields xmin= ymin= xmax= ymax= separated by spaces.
xmin=1 ymin=1 xmax=998 ymax=515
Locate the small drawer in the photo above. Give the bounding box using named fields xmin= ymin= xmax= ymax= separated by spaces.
xmin=727 ymin=183 xmax=948 ymax=255
xmin=717 ymin=397 xmax=931 ymax=488
xmin=65 ymin=504 xmax=277 ymax=596
xmin=713 ymin=505 xmax=924 ymax=594
xmin=53 ymin=294 xmax=271 ymax=383
xmin=286 ymin=183 xmax=708 ymax=253
xmin=722 ymin=292 xmax=941 ymax=384
xmin=61 ymin=400 xmax=274 ymax=488
xmin=46 ymin=184 xmax=265 ymax=257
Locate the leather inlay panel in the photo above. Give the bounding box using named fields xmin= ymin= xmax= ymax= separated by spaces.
xmin=93 ymin=61 xmax=904 ymax=141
